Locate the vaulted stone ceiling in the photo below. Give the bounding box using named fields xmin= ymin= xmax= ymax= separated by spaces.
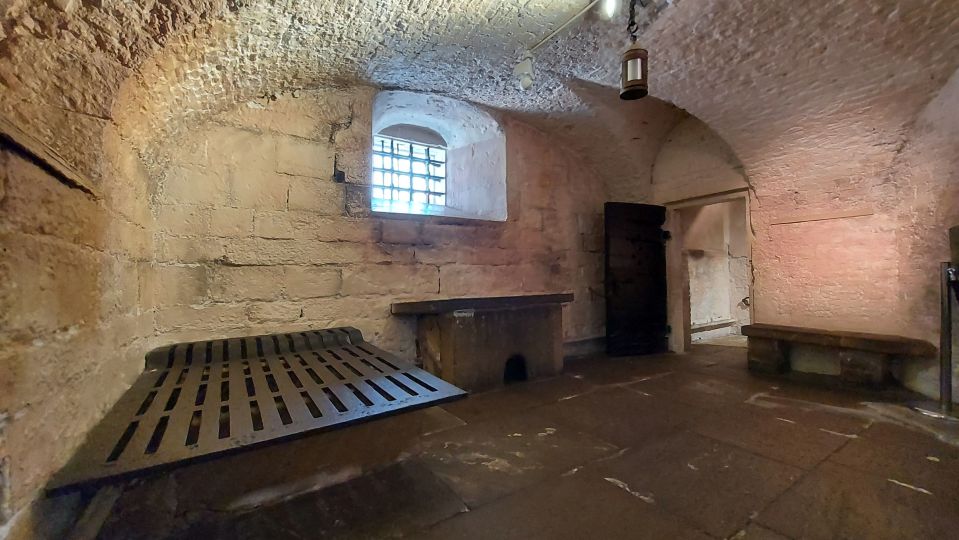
xmin=1 ymin=0 xmax=958 ymax=201
xmin=0 ymin=0 xmax=666 ymax=182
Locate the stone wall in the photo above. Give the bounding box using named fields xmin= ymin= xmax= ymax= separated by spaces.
xmin=646 ymin=1 xmax=959 ymax=351
xmin=2 ymin=0 xmax=959 ymax=531
xmin=680 ymin=200 xmax=751 ymax=339
xmin=640 ymin=2 xmax=958 ymax=399
xmin=0 ymin=86 xmax=608 ymax=534
xmin=726 ymin=199 xmax=750 ymax=331
xmin=0 ymin=125 xmax=151 ymax=532
xmin=683 ymin=204 xmax=731 ymax=328
xmin=892 ymin=69 xmax=959 ymax=399
xmin=650 ymin=116 xmax=747 ymax=205
xmin=145 ymin=87 xmax=606 ymax=362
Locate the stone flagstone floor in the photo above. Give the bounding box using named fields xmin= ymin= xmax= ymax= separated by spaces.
xmin=85 ymin=344 xmax=959 ymax=539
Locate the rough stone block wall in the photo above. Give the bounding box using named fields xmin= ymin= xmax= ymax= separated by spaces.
xmin=144 ymin=88 xmax=606 ymax=362
xmin=0 ymin=130 xmax=151 ymax=529
xmin=1 ymin=0 xmax=957 ymax=531
xmin=0 ymin=86 xmax=608 ymax=532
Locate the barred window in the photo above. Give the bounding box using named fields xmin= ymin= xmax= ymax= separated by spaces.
xmin=371 ymin=135 xmax=447 ymax=213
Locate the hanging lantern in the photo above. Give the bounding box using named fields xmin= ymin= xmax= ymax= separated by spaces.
xmin=620 ymin=0 xmax=648 ymax=100
xmin=620 ymin=44 xmax=648 ymax=100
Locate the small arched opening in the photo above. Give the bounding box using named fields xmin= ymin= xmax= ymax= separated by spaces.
xmin=503 ymin=355 xmax=528 ymax=384
xmin=371 ymin=91 xmax=507 ymax=221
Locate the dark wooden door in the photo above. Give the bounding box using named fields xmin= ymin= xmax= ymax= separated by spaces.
xmin=605 ymin=202 xmax=668 ymax=356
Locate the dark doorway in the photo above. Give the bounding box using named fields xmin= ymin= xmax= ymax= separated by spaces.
xmin=503 ymin=355 xmax=528 ymax=384
xmin=605 ymin=202 xmax=669 ymax=356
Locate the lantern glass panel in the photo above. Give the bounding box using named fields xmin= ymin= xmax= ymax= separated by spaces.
xmin=626 ymin=57 xmax=643 ymax=82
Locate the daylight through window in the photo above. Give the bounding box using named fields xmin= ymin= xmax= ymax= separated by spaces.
xmin=372 ymin=135 xmax=447 ymax=213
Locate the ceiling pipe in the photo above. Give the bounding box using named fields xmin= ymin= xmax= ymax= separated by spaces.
xmin=516 ymin=0 xmax=616 ymax=90
xmin=530 ymin=0 xmax=606 ymax=53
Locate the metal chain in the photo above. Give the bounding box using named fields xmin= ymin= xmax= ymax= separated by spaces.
xmin=627 ymin=0 xmax=639 ymax=43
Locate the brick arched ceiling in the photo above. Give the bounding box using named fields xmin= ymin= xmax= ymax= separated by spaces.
xmin=1 ymin=0 xmax=958 ymax=198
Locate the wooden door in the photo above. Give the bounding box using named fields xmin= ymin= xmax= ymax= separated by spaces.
xmin=605 ymin=202 xmax=668 ymax=356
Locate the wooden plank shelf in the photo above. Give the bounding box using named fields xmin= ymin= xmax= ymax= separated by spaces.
xmin=391 ymin=293 xmax=574 ymax=315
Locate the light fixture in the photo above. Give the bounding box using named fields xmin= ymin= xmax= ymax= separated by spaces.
xmin=620 ymin=0 xmax=648 ymax=100
xmin=513 ymin=51 xmax=535 ymax=90
xmin=600 ymin=0 xmax=619 ymax=20
xmin=515 ymin=0 xmax=621 ymax=92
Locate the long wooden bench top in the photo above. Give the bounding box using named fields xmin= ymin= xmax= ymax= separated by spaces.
xmin=742 ymin=323 xmax=937 ymax=357
xmin=391 ymin=293 xmax=574 ymax=315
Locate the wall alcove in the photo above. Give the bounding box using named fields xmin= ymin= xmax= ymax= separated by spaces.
xmin=372 ymin=91 xmax=508 ymax=221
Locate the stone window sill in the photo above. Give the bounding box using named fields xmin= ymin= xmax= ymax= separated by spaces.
xmin=371 ymin=199 xmax=506 ymax=223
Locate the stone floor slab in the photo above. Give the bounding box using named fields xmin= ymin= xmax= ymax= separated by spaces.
xmin=690 ymin=402 xmax=857 ymax=469
xmin=417 ymin=409 xmax=617 ymax=507
xmin=440 ymin=374 xmax=595 ymax=424
xmin=89 ymin=345 xmax=959 ymax=540
xmin=562 ymin=353 xmax=676 ymax=386
xmin=592 ymin=430 xmax=803 ymax=538
xmin=173 ymin=460 xmax=467 ymax=540
xmin=534 ymin=386 xmax=697 ymax=449
xmin=828 ymin=421 xmax=959 ymax=503
xmin=408 ymin=471 xmax=711 ymax=540
xmin=735 ymin=523 xmax=791 ymax=539
xmin=628 ymin=369 xmax=775 ymax=410
xmin=756 ymin=460 xmax=959 ymax=540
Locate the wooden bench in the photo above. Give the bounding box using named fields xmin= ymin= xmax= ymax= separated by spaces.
xmin=742 ymin=323 xmax=937 ymax=387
